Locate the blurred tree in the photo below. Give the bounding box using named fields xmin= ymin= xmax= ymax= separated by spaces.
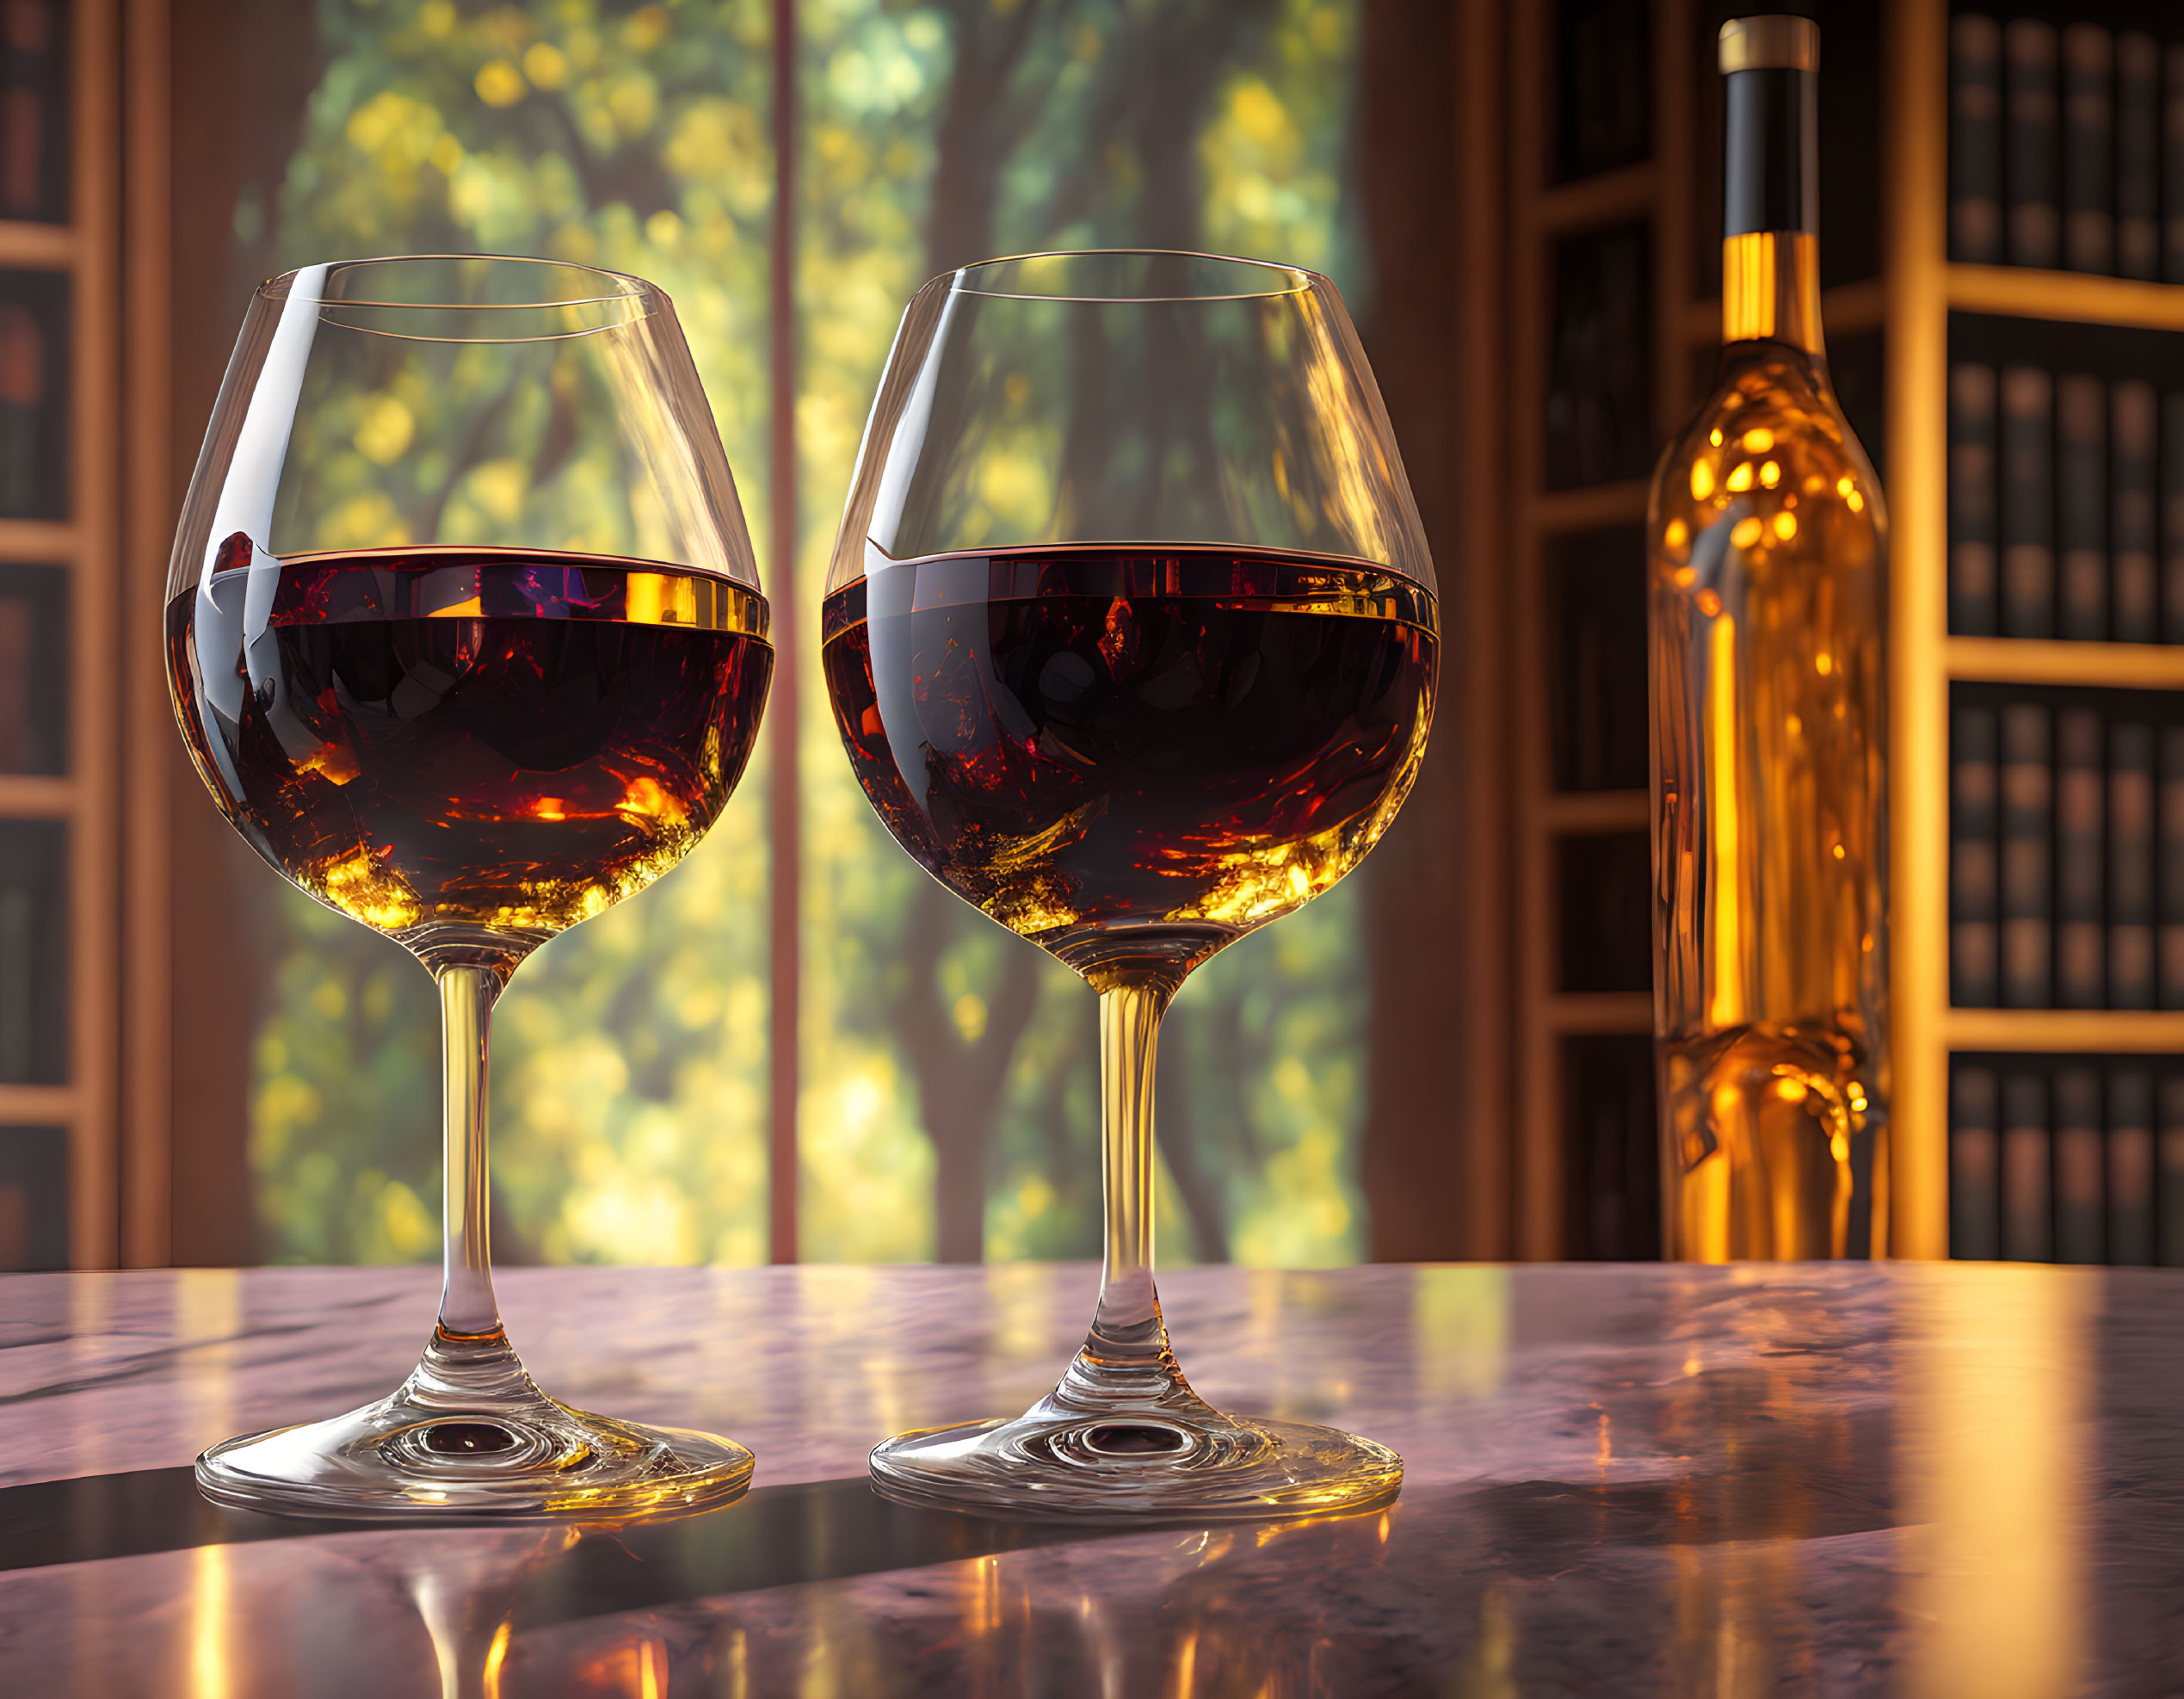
xmin=253 ymin=0 xmax=777 ymax=1263
xmin=249 ymin=0 xmax=1375 ymax=1271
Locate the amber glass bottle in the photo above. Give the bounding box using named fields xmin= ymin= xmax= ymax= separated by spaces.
xmin=1650 ymin=16 xmax=1889 ymax=1260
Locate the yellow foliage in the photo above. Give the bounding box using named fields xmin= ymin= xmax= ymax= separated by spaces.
xmin=352 ymin=394 xmax=416 ymax=466
xmin=522 ymin=41 xmax=569 ymax=89
xmin=474 ymin=59 xmax=527 ymax=108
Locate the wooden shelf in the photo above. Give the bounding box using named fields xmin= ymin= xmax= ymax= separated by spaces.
xmin=1532 ymin=479 xmax=1649 ymax=535
xmin=1945 ymin=1009 xmax=2184 ymax=1053
xmin=1544 ymin=992 xmax=1653 ymax=1035
xmin=0 ymin=220 xmax=75 ymax=269
xmin=0 ymin=775 xmax=74 ymax=817
xmin=1946 ymin=635 xmax=2184 ymax=691
xmin=1945 ymin=263 xmax=2184 ymax=333
xmin=1537 ymin=161 xmax=1656 ymax=236
xmin=0 ymin=519 xmax=77 ymax=564
xmin=1540 ymin=789 xmax=1649 ymax=833
xmin=0 ymin=1084 xmax=77 ymax=1124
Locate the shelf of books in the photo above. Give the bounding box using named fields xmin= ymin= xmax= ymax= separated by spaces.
xmin=0 ymin=0 xmax=120 ymax=1271
xmin=1893 ymin=0 xmax=2184 ymax=1266
xmin=1505 ymin=0 xmax=1679 ymax=1259
xmin=1506 ymin=0 xmax=2184 ymax=1266
xmin=1505 ymin=0 xmax=1891 ymax=1257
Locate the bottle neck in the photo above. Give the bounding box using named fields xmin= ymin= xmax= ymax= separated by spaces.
xmin=1720 ymin=63 xmax=1822 ymax=356
xmin=1722 ymin=232 xmax=1823 ymax=355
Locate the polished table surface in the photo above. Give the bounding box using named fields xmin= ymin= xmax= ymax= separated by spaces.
xmin=0 ymin=1260 xmax=2177 ymax=1696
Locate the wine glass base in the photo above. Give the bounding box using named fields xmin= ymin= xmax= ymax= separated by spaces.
xmin=868 ymin=1395 xmax=1401 ymax=1522
xmin=194 ymin=1328 xmax=752 ymax=1521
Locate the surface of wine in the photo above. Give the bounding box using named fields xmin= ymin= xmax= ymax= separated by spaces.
xmin=823 ymin=547 xmax=1435 ymax=987
xmin=170 ymin=544 xmax=771 ymax=966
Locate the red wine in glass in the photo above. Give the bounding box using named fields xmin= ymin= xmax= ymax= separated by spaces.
xmin=171 ymin=254 xmax=771 ymax=1522
xmin=828 ymin=249 xmax=1438 ymax=1519
xmin=172 ymin=543 xmax=771 ymax=962
xmin=823 ymin=545 xmax=1434 ymax=990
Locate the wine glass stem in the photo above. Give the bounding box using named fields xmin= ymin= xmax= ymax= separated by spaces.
xmin=1088 ymin=979 xmax=1173 ymax=1366
xmin=435 ymin=964 xmax=504 ymax=1339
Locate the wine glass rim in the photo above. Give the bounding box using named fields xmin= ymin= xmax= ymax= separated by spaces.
xmin=259 ymin=253 xmax=657 ymax=312
xmin=947 ymin=248 xmax=1319 ymax=303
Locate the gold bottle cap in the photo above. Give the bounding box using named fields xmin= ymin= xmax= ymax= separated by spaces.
xmin=1718 ymin=15 xmax=1820 ymax=74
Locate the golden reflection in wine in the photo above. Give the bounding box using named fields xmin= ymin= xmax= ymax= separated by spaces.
xmin=1650 ymin=232 xmax=1890 ymax=1261
xmin=1903 ymin=1271 xmax=2090 ymax=1699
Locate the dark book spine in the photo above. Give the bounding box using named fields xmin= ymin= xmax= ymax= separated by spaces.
xmin=2109 ymin=1066 xmax=2155 ymax=1265
xmin=0 ymin=866 xmax=27 ymax=1081
xmin=0 ymin=592 xmax=25 ymax=771
xmin=2056 ymin=708 xmax=2105 ymax=1005
xmin=2062 ymin=26 xmax=2113 ymax=273
xmin=2002 ymin=367 xmax=2055 ymax=637
xmin=2002 ymin=1070 xmax=2053 ymax=1261
xmin=1950 ymin=363 xmax=1999 ymax=634
xmin=2117 ymin=34 xmax=2160 ymax=279
xmin=1953 ymin=15 xmax=2005 ymax=263
xmin=1951 ymin=1065 xmax=2001 ymax=1259
xmin=0 ymin=301 xmax=47 ymax=522
xmin=2166 ymin=392 xmax=2184 ymax=641
xmin=2007 ymin=21 xmax=2061 ymax=268
xmin=2053 ymin=1065 xmax=2107 ymax=1262
xmin=2113 ymin=380 xmax=2158 ymax=641
xmin=2164 ymin=727 xmax=2184 ymax=1008
xmin=0 ymin=823 xmax=57 ymax=1084
xmin=1953 ymin=707 xmax=2000 ymax=1005
xmin=2057 ymin=373 xmax=2107 ymax=639
xmin=2002 ymin=702 xmax=2053 ymax=1007
xmin=2111 ymin=722 xmax=2156 ymax=1007
xmin=2167 ymin=46 xmax=2184 ymax=283
xmin=0 ymin=0 xmax=58 ymax=224
xmin=2161 ymin=1075 xmax=2184 ymax=1265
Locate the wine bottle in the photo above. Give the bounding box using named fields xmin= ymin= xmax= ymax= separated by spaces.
xmin=1650 ymin=16 xmax=1888 ymax=1262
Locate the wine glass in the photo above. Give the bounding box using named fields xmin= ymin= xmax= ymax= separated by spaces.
xmin=822 ymin=250 xmax=1438 ymax=1517
xmin=168 ymin=256 xmax=770 ymax=1518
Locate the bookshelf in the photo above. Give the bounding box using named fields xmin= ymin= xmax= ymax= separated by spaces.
xmin=1888 ymin=0 xmax=2184 ymax=1260
xmin=0 ymin=0 xmax=145 ymax=1272
xmin=1503 ymin=0 xmax=1888 ymax=1257
xmin=1498 ymin=0 xmax=2184 ymax=1262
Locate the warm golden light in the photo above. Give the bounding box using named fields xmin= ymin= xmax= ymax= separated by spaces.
xmin=1705 ymin=612 xmax=1745 ymax=1030
xmin=188 ymin=1544 xmax=230 ymax=1699
xmin=1720 ymin=232 xmax=1823 ymax=351
xmin=1903 ymin=1271 xmax=2089 ymax=1697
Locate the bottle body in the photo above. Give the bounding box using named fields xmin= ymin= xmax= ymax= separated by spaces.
xmin=1649 ymin=240 xmax=1890 ymax=1260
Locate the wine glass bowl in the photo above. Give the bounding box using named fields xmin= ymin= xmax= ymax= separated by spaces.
xmin=169 ymin=256 xmax=768 ymax=1517
xmin=824 ymin=250 xmax=1436 ymax=1517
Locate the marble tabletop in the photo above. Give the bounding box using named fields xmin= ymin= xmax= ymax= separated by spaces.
xmin=0 ymin=1260 xmax=2177 ymax=1696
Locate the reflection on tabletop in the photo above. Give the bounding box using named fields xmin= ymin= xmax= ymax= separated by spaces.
xmin=0 ymin=1262 xmax=2169 ymax=1696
